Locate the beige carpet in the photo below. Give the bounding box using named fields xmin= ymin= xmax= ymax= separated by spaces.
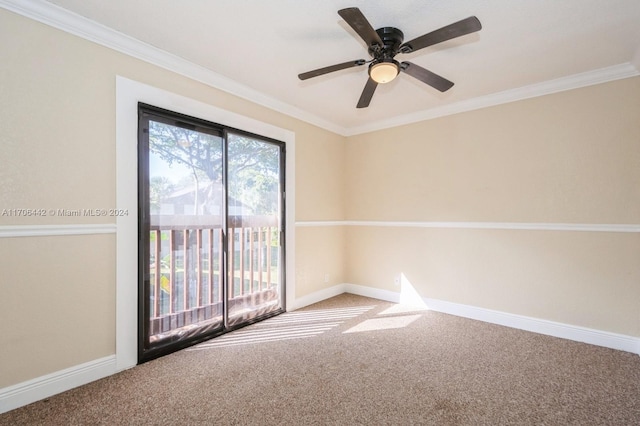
xmin=2 ymin=293 xmax=639 ymax=425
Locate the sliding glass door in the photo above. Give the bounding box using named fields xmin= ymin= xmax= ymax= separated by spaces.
xmin=226 ymin=132 xmax=284 ymax=326
xmin=138 ymin=104 xmax=285 ymax=362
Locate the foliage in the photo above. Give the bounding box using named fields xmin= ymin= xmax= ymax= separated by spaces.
xmin=228 ymin=134 xmax=280 ymax=215
xmin=149 ymin=122 xmax=281 ymax=215
xmin=149 ymin=176 xmax=176 ymax=212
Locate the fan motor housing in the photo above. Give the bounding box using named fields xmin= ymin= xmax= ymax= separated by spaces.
xmin=369 ymin=27 xmax=404 ymax=58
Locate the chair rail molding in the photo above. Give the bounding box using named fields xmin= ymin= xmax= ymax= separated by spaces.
xmin=0 ymin=224 xmax=117 ymax=238
xmin=295 ymin=220 xmax=640 ymax=233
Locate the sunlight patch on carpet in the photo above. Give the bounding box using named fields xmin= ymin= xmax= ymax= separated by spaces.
xmin=188 ymin=305 xmax=375 ymax=349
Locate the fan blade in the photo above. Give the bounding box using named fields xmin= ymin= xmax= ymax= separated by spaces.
xmin=357 ymin=77 xmax=378 ymax=108
xmin=338 ymin=7 xmax=383 ymax=48
xmin=400 ymin=16 xmax=481 ymax=53
xmin=400 ymin=62 xmax=454 ymax=92
xmin=298 ymin=59 xmax=366 ymax=80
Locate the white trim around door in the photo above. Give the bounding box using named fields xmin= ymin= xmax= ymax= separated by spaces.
xmin=116 ymin=76 xmax=296 ymax=371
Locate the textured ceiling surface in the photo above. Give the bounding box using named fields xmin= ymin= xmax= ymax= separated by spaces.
xmin=38 ymin=0 xmax=640 ymax=133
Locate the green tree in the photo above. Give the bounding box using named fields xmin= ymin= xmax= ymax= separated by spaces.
xmin=149 ymin=176 xmax=176 ymax=213
xmin=228 ymin=134 xmax=281 ymax=215
xmin=149 ymin=121 xmax=281 ymax=215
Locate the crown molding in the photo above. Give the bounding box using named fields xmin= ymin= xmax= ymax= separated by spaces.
xmin=344 ymin=63 xmax=640 ymax=136
xmin=0 ymin=0 xmax=348 ymax=136
xmin=1 ymin=0 xmax=638 ymax=137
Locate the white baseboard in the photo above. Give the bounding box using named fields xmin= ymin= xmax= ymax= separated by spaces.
xmin=0 ymin=355 xmax=117 ymax=414
xmin=301 ymin=284 xmax=640 ymax=356
xmin=420 ymin=297 xmax=640 ymax=355
xmin=344 ymin=283 xmax=401 ymax=303
xmin=291 ymin=284 xmax=347 ymax=310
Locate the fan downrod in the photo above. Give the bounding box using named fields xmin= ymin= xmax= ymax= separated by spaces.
xmin=368 ymin=27 xmax=404 ymax=58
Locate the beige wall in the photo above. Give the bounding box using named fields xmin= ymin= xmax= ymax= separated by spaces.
xmin=0 ymin=235 xmax=116 ymax=386
xmin=0 ymin=9 xmax=345 ymax=388
xmin=295 ymin=226 xmax=346 ymax=296
xmin=346 ymin=78 xmax=640 ymax=223
xmin=346 ymin=226 xmax=640 ymax=335
xmin=345 ymin=77 xmax=640 ymax=337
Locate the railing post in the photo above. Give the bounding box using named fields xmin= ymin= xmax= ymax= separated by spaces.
xmin=169 ymin=230 xmax=176 ymax=315
xmin=183 ymin=230 xmax=190 ymax=312
xmin=217 ymin=228 xmax=223 ymax=303
xmin=267 ymin=226 xmax=272 ymax=288
xmin=196 ymin=229 xmax=203 ymax=309
xmin=258 ymin=227 xmax=264 ymax=291
xmin=239 ymin=227 xmax=245 ymax=296
xmin=153 ymin=230 xmax=161 ymax=318
xmin=249 ymin=228 xmax=255 ymax=293
xmin=228 ymin=227 xmax=235 ymax=299
xmin=208 ymin=228 xmax=214 ymax=305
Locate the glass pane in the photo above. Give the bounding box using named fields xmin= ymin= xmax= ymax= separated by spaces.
xmin=147 ymin=120 xmax=224 ymax=345
xmin=227 ymin=133 xmax=283 ymax=325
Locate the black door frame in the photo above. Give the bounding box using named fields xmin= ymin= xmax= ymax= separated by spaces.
xmin=137 ymin=103 xmax=286 ymax=363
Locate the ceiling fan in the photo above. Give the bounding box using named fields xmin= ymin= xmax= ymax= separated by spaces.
xmin=298 ymin=7 xmax=481 ymax=108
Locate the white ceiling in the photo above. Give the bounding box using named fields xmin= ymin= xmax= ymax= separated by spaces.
xmin=11 ymin=1 xmax=640 ymax=134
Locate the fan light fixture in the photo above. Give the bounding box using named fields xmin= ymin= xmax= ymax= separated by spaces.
xmin=369 ymin=60 xmax=399 ymax=83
